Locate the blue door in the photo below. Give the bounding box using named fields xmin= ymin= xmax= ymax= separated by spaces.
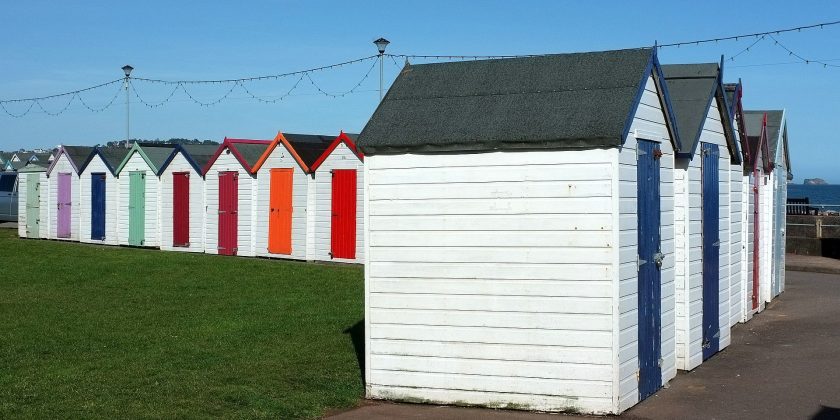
xmin=701 ymin=143 xmax=720 ymax=360
xmin=637 ymin=139 xmax=662 ymax=401
xmin=91 ymin=173 xmax=106 ymax=240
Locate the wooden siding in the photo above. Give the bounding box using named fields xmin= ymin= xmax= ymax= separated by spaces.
xmin=204 ymin=152 xmax=255 ymax=257
xmin=729 ymin=161 xmax=744 ymax=329
xmin=254 ymin=146 xmax=310 ymax=260
xmin=48 ymin=155 xmax=80 ymax=241
xmin=159 ymin=153 xmax=205 ymax=253
xmin=79 ymin=156 xmax=119 ymax=245
xmin=365 ymin=147 xmax=618 ymax=414
xmin=117 ymin=153 xmax=159 ymax=247
xmin=314 ymin=142 xmax=364 ymax=263
xmin=616 ymin=75 xmax=677 ymax=411
xmin=673 ymin=101 xmax=732 ymax=371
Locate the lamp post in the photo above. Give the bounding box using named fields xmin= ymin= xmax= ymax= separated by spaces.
xmin=373 ymin=38 xmax=390 ymax=101
xmin=122 ymin=65 xmax=133 ymax=148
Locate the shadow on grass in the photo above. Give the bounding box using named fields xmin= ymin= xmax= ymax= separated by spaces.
xmin=344 ymin=319 xmax=365 ymax=387
xmin=812 ymin=406 xmax=840 ymax=420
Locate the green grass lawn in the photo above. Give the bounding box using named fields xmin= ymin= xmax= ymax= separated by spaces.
xmin=0 ymin=229 xmax=364 ymax=419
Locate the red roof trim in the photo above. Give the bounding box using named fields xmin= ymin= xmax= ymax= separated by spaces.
xmin=308 ymin=131 xmax=364 ymax=173
xmin=202 ymin=138 xmax=271 ymax=174
xmin=251 ymin=132 xmax=311 ymax=174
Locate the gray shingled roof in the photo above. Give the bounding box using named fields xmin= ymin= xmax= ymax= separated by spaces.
xmin=357 ymin=48 xmax=657 ymax=154
xmin=98 ymin=147 xmax=131 ymax=173
xmin=283 ymin=133 xmax=335 ymax=167
xmin=180 ymin=144 xmax=220 ymax=173
xmin=19 ymin=162 xmax=48 ymax=173
xmin=763 ymin=110 xmax=785 ymax=158
xmin=723 ymin=83 xmax=738 ymax=117
xmin=662 ymin=64 xmax=720 ymax=156
xmin=743 ymin=111 xmax=769 ymax=172
xmin=137 ymin=144 xmax=178 ymax=174
xmin=63 ymin=146 xmax=95 ymax=171
xmin=229 ymin=141 xmax=271 ymax=170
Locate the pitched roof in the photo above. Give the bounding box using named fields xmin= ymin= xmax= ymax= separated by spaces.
xmin=115 ymin=143 xmax=178 ymax=175
xmin=47 ymin=145 xmax=95 ymax=175
xmin=30 ymin=153 xmax=52 ymax=163
xmin=357 ymin=48 xmax=679 ymax=154
xmin=759 ymin=109 xmax=791 ymax=177
xmin=252 ymin=132 xmax=336 ymax=173
xmin=203 ymin=139 xmax=272 ymax=174
xmin=80 ymin=147 xmax=131 ymax=176
xmin=175 ymin=144 xmax=221 ymax=175
xmin=743 ymin=111 xmax=771 ymax=172
xmin=309 ymin=132 xmax=363 ymax=172
xmin=18 ymin=162 xmax=48 ymax=173
xmin=660 ymin=63 xmax=740 ymax=164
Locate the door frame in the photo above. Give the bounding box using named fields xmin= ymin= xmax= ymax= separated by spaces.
xmin=91 ymin=172 xmax=107 ymax=240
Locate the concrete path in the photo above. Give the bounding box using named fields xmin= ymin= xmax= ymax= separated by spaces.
xmin=328 ymin=270 xmax=840 ymax=420
xmin=786 ymin=253 xmax=840 ymax=275
xmin=0 ymin=222 xmax=17 ymax=229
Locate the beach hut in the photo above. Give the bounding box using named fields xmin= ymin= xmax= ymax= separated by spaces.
xmin=356 ymin=48 xmax=682 ymax=414
xmin=744 ymin=111 xmax=773 ymax=311
xmin=250 ymin=132 xmax=333 ymax=261
xmin=158 ymin=144 xmax=218 ymax=253
xmin=760 ymin=110 xmax=790 ymax=300
xmin=310 ymin=132 xmax=364 ymax=263
xmin=662 ymin=63 xmax=742 ymax=370
xmin=77 ymin=147 xmax=130 ymax=245
xmin=203 ymin=138 xmax=271 ymax=257
xmin=115 ymin=143 xmax=177 ymax=247
xmin=17 ymin=163 xmax=48 ymax=239
xmin=46 ymin=146 xmax=95 ymax=241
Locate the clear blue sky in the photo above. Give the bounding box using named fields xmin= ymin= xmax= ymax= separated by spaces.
xmin=1 ymin=1 xmax=838 ymax=182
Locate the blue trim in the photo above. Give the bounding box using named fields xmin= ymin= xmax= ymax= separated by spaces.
xmin=651 ymin=51 xmax=683 ymax=153
xmin=717 ymin=60 xmax=742 ymax=165
xmin=620 ymin=50 xmax=655 ymax=145
xmin=79 ymin=148 xmax=119 ymax=177
xmin=158 ymin=144 xmax=205 ymax=176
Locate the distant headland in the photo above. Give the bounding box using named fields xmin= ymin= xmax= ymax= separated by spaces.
xmin=804 ymin=178 xmax=829 ymax=185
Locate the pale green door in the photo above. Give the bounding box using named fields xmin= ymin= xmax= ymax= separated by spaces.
xmin=26 ymin=174 xmax=40 ymax=238
xmin=128 ymin=171 xmax=146 ymax=246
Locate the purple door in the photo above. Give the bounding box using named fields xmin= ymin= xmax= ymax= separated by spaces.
xmin=57 ymin=173 xmax=72 ymax=238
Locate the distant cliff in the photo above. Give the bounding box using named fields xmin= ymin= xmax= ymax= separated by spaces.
xmin=804 ymin=178 xmax=828 ymax=185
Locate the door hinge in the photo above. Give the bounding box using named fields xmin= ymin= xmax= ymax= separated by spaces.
xmin=637 ymin=255 xmax=647 ymax=269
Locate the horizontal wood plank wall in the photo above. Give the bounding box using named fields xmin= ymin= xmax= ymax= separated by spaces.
xmin=709 ymin=102 xmax=733 ymax=352
xmin=366 ymin=147 xmax=617 ymax=414
xmin=79 ymin=156 xmax=119 ymax=245
xmin=159 ymin=153 xmax=205 ymax=253
xmin=314 ymin=142 xmax=364 ymax=263
xmin=204 ymin=152 xmax=254 ymax=257
xmin=254 ymin=147 xmax=309 ymax=260
xmin=39 ymin=172 xmax=49 ymax=239
xmin=17 ymin=174 xmax=28 ymax=237
xmin=617 ymin=75 xmax=676 ymax=411
xmin=742 ymin=174 xmax=754 ymax=322
xmin=760 ymin=173 xmax=772 ymax=306
xmin=117 ymin=153 xmax=159 ymax=247
xmin=730 ymin=161 xmax=744 ymax=328
xmin=48 ymin=156 xmax=80 ymax=241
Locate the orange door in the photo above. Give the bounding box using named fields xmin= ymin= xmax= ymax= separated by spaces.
xmin=268 ymin=168 xmax=293 ymax=254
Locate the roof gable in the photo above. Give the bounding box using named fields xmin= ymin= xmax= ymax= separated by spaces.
xmin=358 ymin=48 xmax=680 ymax=154
xmin=724 ymin=81 xmax=750 ymax=164
xmin=116 ymin=143 xmax=178 ymax=176
xmin=80 ymin=147 xmax=131 ymax=176
xmin=253 ymin=132 xmax=337 ymax=174
xmin=309 ymin=132 xmax=363 ymax=172
xmin=744 ymin=111 xmax=772 ymax=172
xmin=47 ymin=145 xmax=94 ymax=175
xmin=159 ymin=144 xmax=220 ymax=175
xmin=203 ymin=139 xmax=272 ymax=174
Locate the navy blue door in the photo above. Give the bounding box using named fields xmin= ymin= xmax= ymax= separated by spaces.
xmin=91 ymin=173 xmax=106 ymax=240
xmin=701 ymin=143 xmax=720 ymax=360
xmin=637 ymin=140 xmax=662 ymax=401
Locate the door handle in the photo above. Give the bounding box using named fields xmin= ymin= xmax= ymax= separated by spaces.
xmin=653 ymin=252 xmax=665 ymax=268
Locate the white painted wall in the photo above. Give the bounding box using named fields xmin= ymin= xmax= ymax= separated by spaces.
xmin=616 ymin=76 xmax=676 ymax=411
xmin=313 ymin=142 xmax=364 ymax=263
xmin=79 ymin=156 xmax=119 ymax=245
xmin=729 ymin=160 xmax=744 ymax=328
xmin=365 ymin=75 xmax=677 ymax=415
xmin=48 ymin=154 xmax=80 ymax=241
xmin=159 ymin=153 xmax=205 ymax=253
xmin=204 ymin=151 xmax=255 ymax=257
xmin=253 ymin=146 xmax=310 ymax=260
xmin=760 ymin=173 xmax=773 ymax=305
xmin=673 ymin=101 xmax=732 ymax=372
xmin=116 ymin=152 xmax=160 ymax=247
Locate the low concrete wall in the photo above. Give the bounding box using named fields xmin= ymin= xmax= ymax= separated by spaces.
xmin=787 ymin=215 xmax=840 ymax=257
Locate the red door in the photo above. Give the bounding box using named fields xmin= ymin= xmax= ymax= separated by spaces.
xmin=173 ymin=172 xmax=190 ymax=247
xmin=218 ymin=171 xmax=238 ymax=256
xmin=330 ymin=169 xmax=357 ymax=259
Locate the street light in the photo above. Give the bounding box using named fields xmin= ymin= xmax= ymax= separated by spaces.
xmin=122 ymin=65 xmax=133 ymax=148
xmin=373 ymin=38 xmax=389 ymax=101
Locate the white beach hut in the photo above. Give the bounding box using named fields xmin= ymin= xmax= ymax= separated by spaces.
xmin=158 ymin=144 xmax=218 ymax=253
xmin=46 ymin=146 xmax=95 ymax=241
xmin=744 ymin=112 xmax=774 ymax=311
xmin=203 ymin=138 xmax=271 ymax=257
xmin=77 ymin=147 xmax=130 ymax=245
xmin=662 ymin=63 xmax=742 ymax=370
xmin=760 ymin=110 xmax=790 ymax=301
xmin=356 ymin=48 xmax=683 ymax=414
xmin=114 ymin=143 xmax=177 ymax=248
xmin=17 ymin=163 xmax=49 ymax=239
xmin=310 ymin=132 xmax=365 ymax=263
xmin=250 ymin=132 xmax=332 ymax=261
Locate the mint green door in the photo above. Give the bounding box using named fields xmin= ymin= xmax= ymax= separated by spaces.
xmin=128 ymin=171 xmax=146 ymax=246
xmin=26 ymin=174 xmax=40 ymax=238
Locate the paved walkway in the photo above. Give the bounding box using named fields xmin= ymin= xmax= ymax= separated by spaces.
xmin=328 ymin=269 xmax=840 ymax=420
xmin=786 ymin=253 xmax=840 ymax=275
